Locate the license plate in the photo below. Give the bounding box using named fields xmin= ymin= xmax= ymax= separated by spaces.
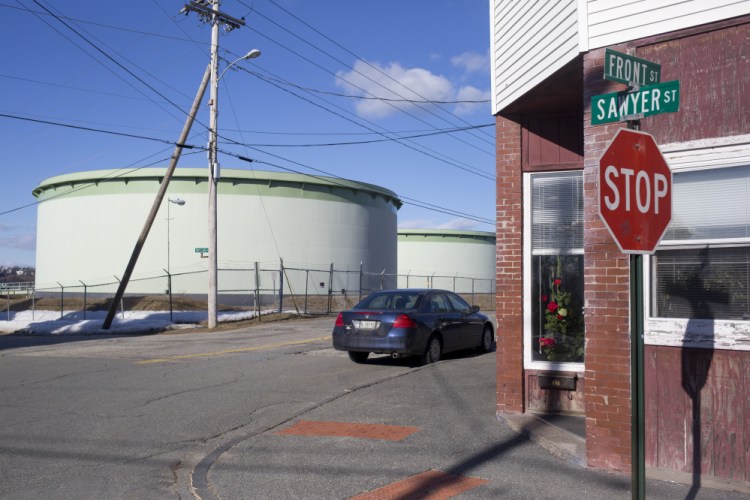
xmin=353 ymin=320 xmax=379 ymax=330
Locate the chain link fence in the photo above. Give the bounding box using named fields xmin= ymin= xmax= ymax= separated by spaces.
xmin=4 ymin=263 xmax=496 ymax=321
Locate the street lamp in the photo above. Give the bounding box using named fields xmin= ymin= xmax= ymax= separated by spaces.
xmin=167 ymin=197 xmax=185 ymax=321
xmin=207 ymin=47 xmax=261 ymax=328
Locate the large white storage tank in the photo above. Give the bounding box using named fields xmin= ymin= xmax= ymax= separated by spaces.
xmin=397 ymin=229 xmax=496 ymax=294
xmin=33 ymin=168 xmax=400 ymax=301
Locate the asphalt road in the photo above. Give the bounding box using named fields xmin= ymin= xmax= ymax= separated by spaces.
xmin=0 ymin=316 xmax=741 ymax=499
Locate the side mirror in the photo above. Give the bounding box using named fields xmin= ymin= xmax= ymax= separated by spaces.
xmin=469 ymin=305 xmax=480 ymax=314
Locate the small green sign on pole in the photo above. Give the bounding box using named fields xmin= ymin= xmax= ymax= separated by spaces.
xmin=195 ymin=247 xmax=209 ymax=253
xmin=604 ymin=48 xmax=661 ymax=86
xmin=591 ymin=80 xmax=680 ymax=125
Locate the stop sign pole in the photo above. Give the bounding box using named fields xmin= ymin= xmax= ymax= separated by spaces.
xmin=598 ymin=123 xmax=673 ymax=500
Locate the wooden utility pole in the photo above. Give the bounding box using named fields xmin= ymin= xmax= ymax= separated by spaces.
xmin=102 ymin=64 xmax=211 ymax=330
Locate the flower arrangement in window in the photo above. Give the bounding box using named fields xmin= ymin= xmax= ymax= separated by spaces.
xmin=539 ymin=259 xmax=584 ymax=362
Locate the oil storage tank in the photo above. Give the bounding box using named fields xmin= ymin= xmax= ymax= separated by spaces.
xmin=397 ymin=229 xmax=496 ymax=295
xmin=33 ymin=168 xmax=400 ymax=303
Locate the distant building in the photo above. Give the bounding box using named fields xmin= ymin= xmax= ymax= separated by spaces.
xmin=491 ymin=0 xmax=750 ymax=489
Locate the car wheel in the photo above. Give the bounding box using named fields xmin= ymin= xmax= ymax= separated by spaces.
xmin=420 ymin=336 xmax=442 ymax=365
xmin=479 ymin=326 xmax=493 ymax=353
xmin=348 ymin=351 xmax=369 ymax=363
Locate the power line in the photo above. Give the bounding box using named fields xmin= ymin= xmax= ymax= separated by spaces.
xmin=231 ymin=60 xmax=495 ymax=180
xmin=264 ymin=0 xmax=496 ymax=144
xmin=242 ymin=23 xmax=495 ymax=158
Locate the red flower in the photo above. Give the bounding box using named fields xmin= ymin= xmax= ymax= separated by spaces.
xmin=540 ymin=337 xmax=556 ymax=347
xmin=557 ymin=314 xmax=564 ymax=321
xmin=547 ymin=301 xmax=558 ymax=313
xmin=541 ymin=295 xmax=548 ymax=303
xmin=553 ymin=278 xmax=562 ymax=287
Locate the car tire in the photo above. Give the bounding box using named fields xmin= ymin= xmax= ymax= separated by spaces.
xmin=348 ymin=351 xmax=369 ymax=363
xmin=420 ymin=336 xmax=442 ymax=365
xmin=479 ymin=326 xmax=493 ymax=353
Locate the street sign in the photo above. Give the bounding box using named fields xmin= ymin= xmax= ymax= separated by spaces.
xmin=604 ymin=49 xmax=661 ymax=86
xmin=592 ymin=80 xmax=679 ymax=125
xmin=599 ymin=128 xmax=672 ymax=254
xmin=195 ymin=247 xmax=208 ymax=253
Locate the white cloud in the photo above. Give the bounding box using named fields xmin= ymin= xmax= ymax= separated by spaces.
xmin=336 ymin=59 xmax=491 ymax=119
xmin=398 ymin=218 xmax=484 ymax=232
xmin=436 ymin=218 xmax=482 ymax=231
xmin=451 ymin=51 xmax=489 ymax=75
xmin=454 ymin=85 xmax=491 ymax=115
xmin=336 ymin=61 xmax=454 ymax=119
xmin=398 ymin=218 xmax=437 ymax=229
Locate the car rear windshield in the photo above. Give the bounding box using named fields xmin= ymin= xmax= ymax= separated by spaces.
xmin=355 ymin=292 xmax=422 ymax=310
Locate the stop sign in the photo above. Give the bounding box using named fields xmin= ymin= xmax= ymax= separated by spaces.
xmin=599 ymin=128 xmax=672 ymax=254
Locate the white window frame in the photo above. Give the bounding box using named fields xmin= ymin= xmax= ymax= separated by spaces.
xmin=644 ymin=135 xmax=750 ymax=351
xmin=523 ymin=170 xmax=585 ymax=371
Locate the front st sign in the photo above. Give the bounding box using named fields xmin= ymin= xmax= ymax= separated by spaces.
xmin=599 ymin=129 xmax=672 ymax=254
xmin=604 ymin=48 xmax=661 ymax=86
xmin=591 ymin=80 xmax=680 ymax=125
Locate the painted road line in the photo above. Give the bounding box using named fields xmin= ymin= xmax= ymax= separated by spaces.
xmin=135 ymin=336 xmax=330 ymax=364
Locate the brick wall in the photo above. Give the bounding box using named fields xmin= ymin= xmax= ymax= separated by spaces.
xmin=582 ymin=47 xmax=634 ymax=473
xmin=495 ymin=114 xmax=524 ymax=414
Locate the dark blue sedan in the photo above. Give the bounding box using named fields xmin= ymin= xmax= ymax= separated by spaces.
xmin=332 ymin=289 xmax=494 ymax=364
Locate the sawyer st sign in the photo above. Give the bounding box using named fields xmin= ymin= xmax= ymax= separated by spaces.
xmin=591 ymin=80 xmax=680 ymax=125
xmin=604 ymin=48 xmax=661 ymax=86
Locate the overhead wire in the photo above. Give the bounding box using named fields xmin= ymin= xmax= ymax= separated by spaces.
xmin=263 ymin=0 xmax=495 ymax=143
xmin=228 ymin=57 xmax=495 ymax=180
xmin=244 ymin=22 xmax=496 ymax=159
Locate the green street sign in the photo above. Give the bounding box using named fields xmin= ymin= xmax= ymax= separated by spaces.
xmin=195 ymin=247 xmax=208 ymax=253
xmin=604 ymin=48 xmax=661 ymax=86
xmin=591 ymin=80 xmax=680 ymax=125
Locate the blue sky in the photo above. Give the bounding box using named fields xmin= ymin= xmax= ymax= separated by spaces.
xmin=0 ymin=0 xmax=495 ymax=267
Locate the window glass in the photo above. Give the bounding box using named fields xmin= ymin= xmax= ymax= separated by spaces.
xmin=655 ymin=246 xmax=750 ymax=320
xmin=446 ymin=293 xmax=471 ymax=312
xmin=356 ymin=292 xmax=421 ymax=310
xmin=427 ymin=294 xmax=451 ymax=313
xmin=654 ymin=165 xmax=750 ymax=321
xmin=530 ymin=172 xmax=585 ymax=363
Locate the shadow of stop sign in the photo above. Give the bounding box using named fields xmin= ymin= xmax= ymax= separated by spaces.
xmin=599 ymin=129 xmax=672 ymax=254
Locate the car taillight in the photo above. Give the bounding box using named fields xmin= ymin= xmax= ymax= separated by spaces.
xmin=393 ymin=314 xmax=416 ymax=329
xmin=335 ymin=313 xmax=344 ymax=327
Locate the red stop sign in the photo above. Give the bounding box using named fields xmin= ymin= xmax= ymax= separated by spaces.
xmin=599 ymin=128 xmax=672 ymax=254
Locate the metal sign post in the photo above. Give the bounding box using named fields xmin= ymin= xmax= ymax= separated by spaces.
xmin=594 ymin=49 xmax=678 ymax=499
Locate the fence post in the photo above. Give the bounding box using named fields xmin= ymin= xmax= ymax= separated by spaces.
xmin=357 ymin=262 xmax=364 ymax=302
xmin=79 ymin=280 xmax=88 ymax=320
xmin=471 ymin=278 xmax=475 ymax=306
xmin=327 ymin=263 xmax=333 ymax=315
xmin=255 ymin=262 xmax=261 ymax=320
xmin=379 ymin=269 xmax=385 ymax=290
xmin=57 ymin=282 xmax=64 ymax=319
xmin=304 ymin=270 xmax=309 ymax=315
xmin=453 ymin=274 xmax=457 ymax=292
xmin=278 ymin=259 xmax=284 ymax=313
xmin=114 ymin=276 xmax=124 ymax=320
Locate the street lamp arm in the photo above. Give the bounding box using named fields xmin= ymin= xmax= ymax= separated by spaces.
xmin=217 ymin=49 xmax=261 ymax=81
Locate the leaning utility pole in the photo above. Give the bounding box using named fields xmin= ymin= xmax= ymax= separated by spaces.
xmin=182 ymin=0 xmax=245 ymax=329
xmin=102 ymin=64 xmax=211 ymax=330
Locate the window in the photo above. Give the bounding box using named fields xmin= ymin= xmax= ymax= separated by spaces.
xmin=653 ymin=164 xmax=750 ymax=321
xmin=446 ymin=293 xmax=471 ymax=313
xmin=526 ymin=172 xmax=585 ymax=365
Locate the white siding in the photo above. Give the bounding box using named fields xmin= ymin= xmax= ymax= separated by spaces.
xmin=491 ymin=0 xmax=581 ymax=113
xmin=491 ymin=0 xmax=750 ymax=114
xmin=587 ymin=0 xmax=750 ymax=49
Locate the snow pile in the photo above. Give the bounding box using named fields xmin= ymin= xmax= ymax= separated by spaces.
xmin=0 ymin=309 xmax=262 ymax=335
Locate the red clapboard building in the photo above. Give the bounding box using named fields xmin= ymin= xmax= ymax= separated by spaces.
xmin=490 ymin=0 xmax=750 ymax=491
